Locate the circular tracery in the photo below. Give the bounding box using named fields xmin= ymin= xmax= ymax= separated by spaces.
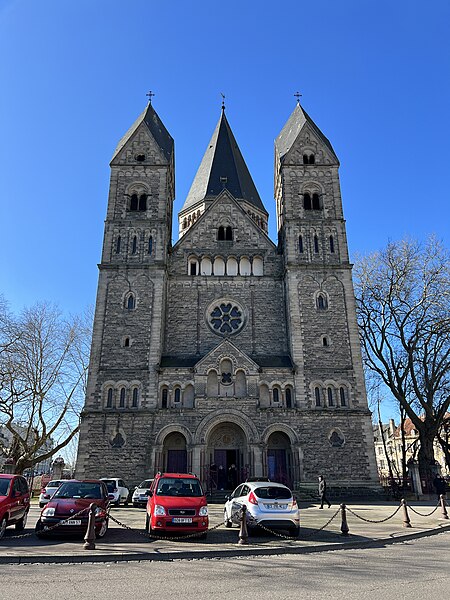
xmin=208 ymin=301 xmax=244 ymax=335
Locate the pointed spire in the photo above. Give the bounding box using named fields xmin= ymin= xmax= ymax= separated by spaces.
xmin=111 ymin=101 xmax=174 ymax=163
xmin=181 ymin=110 xmax=266 ymax=214
xmin=275 ymin=102 xmax=338 ymax=163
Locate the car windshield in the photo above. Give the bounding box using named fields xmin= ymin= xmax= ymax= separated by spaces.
xmin=54 ymin=482 xmax=104 ymax=499
xmin=253 ymin=486 xmax=292 ymax=500
xmin=156 ymin=478 xmax=203 ymax=497
xmin=0 ymin=479 xmax=12 ymax=496
xmin=138 ymin=480 xmax=152 ymax=489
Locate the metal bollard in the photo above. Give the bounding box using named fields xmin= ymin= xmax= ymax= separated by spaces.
xmin=440 ymin=494 xmax=449 ymax=520
xmin=238 ymin=505 xmax=249 ymax=545
xmin=401 ymin=498 xmax=412 ymax=528
xmin=340 ymin=503 xmax=349 ymax=536
xmin=83 ymin=503 xmax=97 ymax=550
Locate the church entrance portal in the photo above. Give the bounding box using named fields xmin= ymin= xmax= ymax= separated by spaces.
xmin=266 ymin=431 xmax=293 ymax=487
xmin=163 ymin=432 xmax=188 ymax=473
xmin=206 ymin=423 xmax=248 ymax=491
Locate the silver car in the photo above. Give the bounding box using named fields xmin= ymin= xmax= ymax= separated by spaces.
xmin=38 ymin=480 xmax=65 ymax=508
xmin=131 ymin=479 xmax=154 ymax=507
xmin=224 ymin=480 xmax=300 ymax=537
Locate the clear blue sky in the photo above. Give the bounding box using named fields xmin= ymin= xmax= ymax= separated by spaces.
xmin=1 ymin=0 xmax=449 ymax=419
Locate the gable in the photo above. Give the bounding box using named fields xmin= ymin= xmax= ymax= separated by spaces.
xmin=194 ymin=339 xmax=260 ymax=375
xmin=282 ymin=123 xmax=338 ymax=166
xmin=110 ymin=121 xmax=168 ymax=166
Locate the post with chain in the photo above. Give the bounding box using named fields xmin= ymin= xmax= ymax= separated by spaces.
xmin=84 ymin=503 xmax=97 ymax=550
xmin=401 ymin=498 xmax=412 ymax=528
xmin=238 ymin=505 xmax=249 ymax=545
xmin=440 ymin=494 xmax=449 ymax=520
xmin=340 ymin=503 xmax=349 ymax=536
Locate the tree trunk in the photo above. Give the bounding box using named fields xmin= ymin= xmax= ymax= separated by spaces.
xmin=417 ymin=434 xmax=436 ymax=492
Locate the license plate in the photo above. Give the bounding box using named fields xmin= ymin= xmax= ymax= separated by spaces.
xmin=139 ymin=495 xmax=147 ymax=501
xmin=172 ymin=517 xmax=192 ymax=523
xmin=265 ymin=504 xmax=288 ymax=510
xmin=61 ymin=519 xmax=82 ymax=525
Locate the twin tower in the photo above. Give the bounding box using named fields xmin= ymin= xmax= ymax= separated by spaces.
xmin=75 ymin=100 xmax=379 ymax=494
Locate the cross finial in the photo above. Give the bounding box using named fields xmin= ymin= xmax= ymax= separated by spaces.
xmin=146 ymin=90 xmax=155 ymax=104
xmin=294 ymin=91 xmax=302 ymax=105
xmin=221 ymin=93 xmax=226 ymax=112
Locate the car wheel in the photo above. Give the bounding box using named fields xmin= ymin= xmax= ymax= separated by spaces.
xmin=289 ymin=526 xmax=300 ymax=538
xmin=96 ymin=519 xmax=108 ymax=539
xmin=35 ymin=519 xmax=47 ymax=539
xmin=39 ymin=503 xmax=45 ymax=508
xmin=114 ymin=499 xmax=120 ymax=507
xmin=15 ymin=511 xmax=28 ymax=531
xmin=0 ymin=516 xmax=7 ymax=540
xmin=224 ymin=509 xmax=232 ymax=528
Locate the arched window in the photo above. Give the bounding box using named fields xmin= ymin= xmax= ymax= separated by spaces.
xmin=213 ymin=257 xmax=225 ymax=276
xmin=119 ymin=387 xmax=126 ymax=408
xmin=303 ymin=193 xmax=312 ymax=210
xmin=189 ymin=259 xmax=198 ymax=276
xmin=285 ymin=387 xmax=292 ymax=408
xmin=183 ymin=218 xmax=187 ymax=229
xmin=130 ymin=194 xmax=138 ymax=211
xmin=161 ymin=388 xmax=168 ymax=409
xmin=106 ymin=388 xmax=113 ymax=408
xmin=312 ymin=193 xmax=321 ymax=210
xmin=322 ymin=336 xmax=329 ymax=347
xmin=217 ymin=226 xmax=225 ymax=241
xmin=330 ymin=235 xmax=335 ymax=253
xmin=148 ymin=236 xmax=153 ymax=255
xmin=240 ymin=257 xmax=251 ymax=276
xmin=327 ymin=387 xmax=334 ymax=406
xmin=132 ymin=388 xmax=139 ymax=408
xmin=317 ymin=294 xmax=327 ymax=310
xmin=309 ymin=154 xmax=315 ymax=165
xmin=207 ymin=370 xmax=219 ymax=397
xmin=253 ymin=256 xmax=264 ymax=276
xmin=303 ymin=154 xmax=309 ymax=165
xmin=124 ymin=337 xmax=130 ymax=347
xmin=200 ymin=257 xmax=212 ymax=276
xmin=116 ymin=236 xmax=121 ymax=254
xmin=126 ymin=293 xmax=136 ymax=310
xmin=131 ymin=236 xmax=137 ymax=255
xmin=235 ymin=370 xmax=247 ymax=397
xmin=227 ymin=257 xmax=238 ymax=276
xmin=315 ymin=387 xmax=321 ymax=407
xmin=273 ymin=388 xmax=280 ymax=403
xmin=225 ymin=226 xmax=233 ymax=241
xmin=138 ymin=194 xmax=147 ymax=211
xmin=339 ymin=387 xmax=347 ymax=407
xmin=298 ymin=235 xmax=304 ymax=254
xmin=174 ymin=388 xmax=181 ymax=403
xmin=314 ymin=234 xmax=319 ymax=254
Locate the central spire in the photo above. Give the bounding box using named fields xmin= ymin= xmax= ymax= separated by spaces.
xmin=180 ymin=110 xmax=266 ymax=215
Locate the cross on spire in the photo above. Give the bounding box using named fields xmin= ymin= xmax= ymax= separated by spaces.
xmin=146 ymin=90 xmax=155 ymax=104
xmin=221 ymin=93 xmax=226 ymax=112
xmin=294 ymin=91 xmax=302 ymax=105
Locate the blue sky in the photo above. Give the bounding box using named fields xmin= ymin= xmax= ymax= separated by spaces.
xmin=1 ymin=0 xmax=449 ymax=420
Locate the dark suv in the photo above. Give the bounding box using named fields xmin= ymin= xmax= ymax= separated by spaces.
xmin=0 ymin=474 xmax=31 ymax=539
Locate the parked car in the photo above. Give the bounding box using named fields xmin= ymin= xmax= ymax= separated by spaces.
xmin=99 ymin=478 xmax=129 ymax=506
xmin=0 ymin=474 xmax=31 ymax=540
xmin=35 ymin=479 xmax=110 ymax=538
xmin=223 ymin=480 xmax=300 ymax=537
xmin=38 ymin=480 xmax=66 ymax=508
xmin=132 ymin=479 xmax=154 ymax=508
xmin=145 ymin=473 xmax=208 ymax=537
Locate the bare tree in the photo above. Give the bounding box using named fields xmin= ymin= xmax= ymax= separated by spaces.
xmin=0 ymin=300 xmax=92 ymax=474
xmin=354 ymin=237 xmax=450 ymax=487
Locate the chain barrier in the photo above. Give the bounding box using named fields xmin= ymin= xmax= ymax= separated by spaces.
xmin=407 ymin=501 xmax=441 ymax=518
xmin=4 ymin=506 xmax=90 ymax=540
xmin=346 ymin=503 xmax=402 ymax=524
xmin=245 ymin=507 xmax=341 ymax=540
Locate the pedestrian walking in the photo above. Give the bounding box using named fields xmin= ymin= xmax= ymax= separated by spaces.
xmin=318 ymin=474 xmax=331 ymax=508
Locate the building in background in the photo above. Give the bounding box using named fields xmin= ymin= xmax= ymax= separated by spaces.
xmin=76 ymin=100 xmax=379 ymax=494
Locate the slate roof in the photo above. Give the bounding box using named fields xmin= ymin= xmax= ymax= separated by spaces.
xmin=275 ymin=103 xmax=338 ymax=163
xmin=111 ymin=102 xmax=174 ymax=162
xmin=181 ymin=109 xmax=267 ymax=214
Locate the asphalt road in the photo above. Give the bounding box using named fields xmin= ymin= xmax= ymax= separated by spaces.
xmin=2 ymin=532 xmax=449 ymax=600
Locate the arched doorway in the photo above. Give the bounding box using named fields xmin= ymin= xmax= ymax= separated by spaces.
xmin=267 ymin=431 xmax=293 ymax=487
xmin=163 ymin=432 xmax=188 ymax=473
xmin=206 ymin=423 xmax=248 ymax=490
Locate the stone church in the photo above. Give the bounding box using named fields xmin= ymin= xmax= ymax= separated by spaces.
xmin=75 ymin=99 xmax=379 ymax=493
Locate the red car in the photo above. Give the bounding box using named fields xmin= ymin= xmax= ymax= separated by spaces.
xmin=145 ymin=473 xmax=209 ymax=538
xmin=0 ymin=474 xmax=30 ymax=539
xmin=35 ymin=479 xmax=110 ymax=538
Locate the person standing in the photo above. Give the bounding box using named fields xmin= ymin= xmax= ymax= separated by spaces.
xmin=318 ymin=475 xmax=331 ymax=508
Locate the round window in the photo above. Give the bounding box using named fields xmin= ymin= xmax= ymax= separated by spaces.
xmin=207 ymin=300 xmax=245 ymax=335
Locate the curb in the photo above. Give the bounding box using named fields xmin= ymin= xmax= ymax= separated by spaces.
xmin=1 ymin=523 xmax=449 ymax=565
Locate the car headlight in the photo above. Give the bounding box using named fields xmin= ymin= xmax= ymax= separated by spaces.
xmin=42 ymin=507 xmax=55 ymax=517
xmin=154 ymin=505 xmax=166 ymax=516
xmin=199 ymin=506 xmax=208 ymax=516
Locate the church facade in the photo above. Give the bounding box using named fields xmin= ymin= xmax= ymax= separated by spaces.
xmin=75 ymin=100 xmax=379 ymax=493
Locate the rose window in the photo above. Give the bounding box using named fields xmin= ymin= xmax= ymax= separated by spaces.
xmin=209 ymin=302 xmax=244 ymax=335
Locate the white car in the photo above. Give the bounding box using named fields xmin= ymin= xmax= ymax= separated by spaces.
xmin=223 ymin=480 xmax=300 ymax=537
xmin=38 ymin=480 xmax=65 ymax=508
xmin=131 ymin=479 xmax=154 ymax=507
xmin=100 ymin=477 xmax=129 ymax=506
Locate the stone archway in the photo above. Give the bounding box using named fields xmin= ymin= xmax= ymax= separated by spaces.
xmin=162 ymin=431 xmax=188 ymax=473
xmin=206 ymin=422 xmax=248 ymax=491
xmin=266 ymin=431 xmax=294 ymax=487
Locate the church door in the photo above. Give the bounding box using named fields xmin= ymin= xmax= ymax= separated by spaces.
xmin=167 ymin=449 xmax=187 ymax=473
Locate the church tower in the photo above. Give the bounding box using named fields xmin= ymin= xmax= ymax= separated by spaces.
xmin=76 ymin=99 xmax=378 ymax=495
